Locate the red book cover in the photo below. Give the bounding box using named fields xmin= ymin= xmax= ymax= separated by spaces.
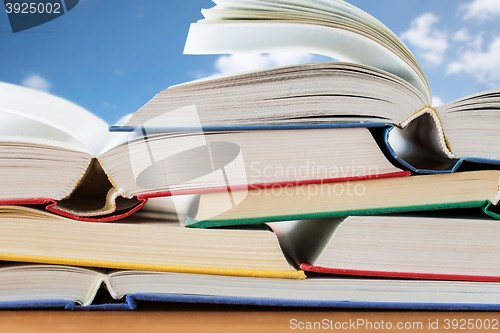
xmin=300 ymin=264 xmax=500 ymax=283
xmin=0 ymin=171 xmax=411 ymax=222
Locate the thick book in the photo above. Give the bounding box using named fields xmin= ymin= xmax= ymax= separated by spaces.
xmin=186 ymin=170 xmax=500 ymax=227
xmin=0 ymin=82 xmax=407 ymax=221
xmin=270 ymin=215 xmax=500 ymax=283
xmin=117 ymin=62 xmax=499 ymax=170
xmin=115 ymin=0 xmax=500 ymax=170
xmin=0 ymin=205 xmax=303 ymax=279
xmin=2 ymin=263 xmax=500 ymax=310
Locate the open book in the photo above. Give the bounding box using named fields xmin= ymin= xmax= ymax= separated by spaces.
xmin=115 ymin=0 xmax=500 ymax=172
xmin=3 ymin=263 xmax=500 ymax=310
xmin=0 ymin=82 xmax=408 ymax=220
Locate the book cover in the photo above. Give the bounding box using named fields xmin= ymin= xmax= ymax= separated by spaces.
xmin=186 ymin=201 xmax=498 ymax=228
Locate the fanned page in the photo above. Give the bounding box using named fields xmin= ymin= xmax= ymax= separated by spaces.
xmin=184 ymin=0 xmax=431 ymax=103
xmin=0 ymin=82 xmax=108 ymax=156
xmin=0 ymin=83 xmax=148 ymax=220
xmin=0 ymin=82 xmax=115 ymax=205
xmin=0 ymin=110 xmax=94 ymax=201
xmin=0 ymin=111 xmax=92 ymax=154
xmin=181 ymin=0 xmax=500 ymax=168
xmin=123 ymin=62 xmax=427 ymax=128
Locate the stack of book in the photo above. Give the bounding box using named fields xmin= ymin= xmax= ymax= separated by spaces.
xmin=1 ymin=0 xmax=500 ymax=310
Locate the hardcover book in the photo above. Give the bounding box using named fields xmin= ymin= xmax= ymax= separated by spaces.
xmin=0 ymin=82 xmax=408 ymax=221
xmin=2 ymin=263 xmax=500 ymax=310
xmin=187 ymin=170 xmax=500 ymax=227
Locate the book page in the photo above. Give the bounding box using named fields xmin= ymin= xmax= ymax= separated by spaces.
xmin=184 ymin=22 xmax=431 ymax=103
xmin=435 ymin=89 xmax=500 ymax=160
xmin=0 ymin=111 xmax=93 ymax=155
xmin=0 ymin=263 xmax=106 ymax=306
xmin=213 ymin=0 xmax=395 ymax=37
xmin=0 ymin=82 xmax=108 ymax=156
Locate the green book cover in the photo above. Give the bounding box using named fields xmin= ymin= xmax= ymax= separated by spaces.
xmin=187 ymin=201 xmax=498 ymax=228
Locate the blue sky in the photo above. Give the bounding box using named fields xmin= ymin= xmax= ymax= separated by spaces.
xmin=1 ymin=0 xmax=499 ymax=124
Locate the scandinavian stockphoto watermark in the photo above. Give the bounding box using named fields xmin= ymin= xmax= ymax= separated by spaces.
xmin=248 ymin=181 xmax=366 ymax=200
xmin=248 ymin=161 xmax=380 ymax=181
xmin=246 ymin=161 xmax=376 ymax=199
xmin=3 ymin=0 xmax=79 ymax=33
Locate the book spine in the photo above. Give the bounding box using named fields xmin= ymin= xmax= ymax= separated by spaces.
xmin=400 ymin=106 xmax=455 ymax=159
xmin=46 ymin=198 xmax=147 ymax=222
xmin=0 ymin=253 xmax=306 ymax=280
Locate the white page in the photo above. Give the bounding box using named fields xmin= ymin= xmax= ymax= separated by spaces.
xmin=0 ymin=111 xmax=93 ymax=154
xmin=211 ymin=0 xmax=415 ymax=61
xmin=0 ymin=82 xmax=108 ymax=156
xmin=184 ymin=22 xmax=431 ymax=103
xmin=213 ymin=0 xmax=387 ymax=31
xmin=209 ymin=0 xmax=414 ymax=60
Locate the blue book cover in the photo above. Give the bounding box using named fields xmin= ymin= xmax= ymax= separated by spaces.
xmin=3 ymin=295 xmax=500 ymax=311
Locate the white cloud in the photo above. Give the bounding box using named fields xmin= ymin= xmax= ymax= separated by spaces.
xmin=21 ymin=74 xmax=52 ymax=93
xmin=432 ymin=96 xmax=445 ymax=107
xmin=468 ymin=33 xmax=485 ymax=51
xmin=447 ymin=35 xmax=500 ymax=83
xmin=213 ymin=53 xmax=316 ymax=76
xmin=462 ymin=0 xmax=500 ymax=21
xmin=453 ymin=28 xmax=472 ymax=42
xmin=401 ymin=13 xmax=448 ymax=65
